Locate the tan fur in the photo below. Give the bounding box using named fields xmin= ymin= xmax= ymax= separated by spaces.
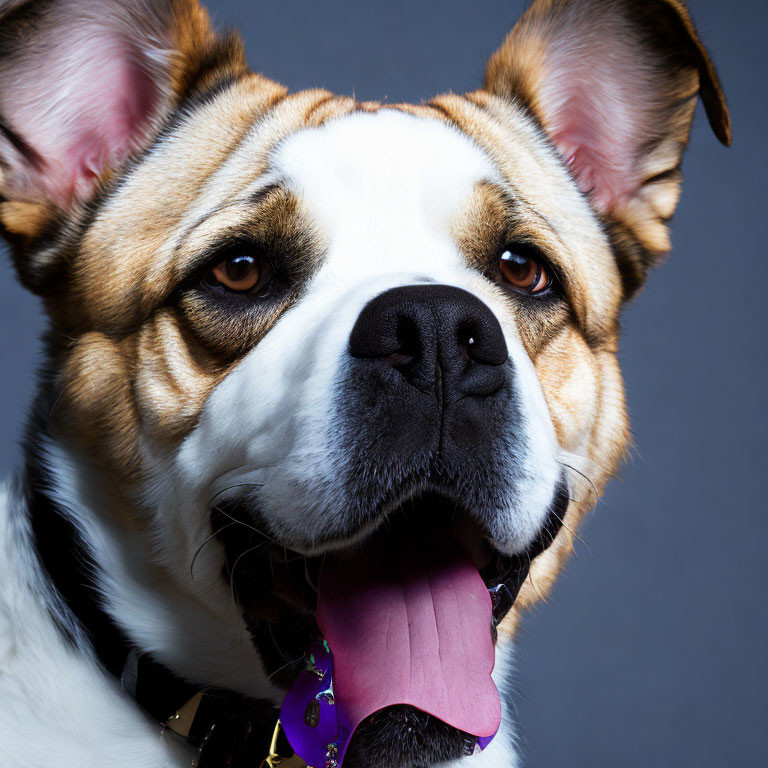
xmin=0 ymin=200 xmax=53 ymax=241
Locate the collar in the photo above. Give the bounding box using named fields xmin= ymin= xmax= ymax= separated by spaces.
xmin=119 ymin=649 xmax=306 ymax=767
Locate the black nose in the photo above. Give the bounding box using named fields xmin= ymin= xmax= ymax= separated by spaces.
xmin=348 ymin=284 xmax=508 ymax=401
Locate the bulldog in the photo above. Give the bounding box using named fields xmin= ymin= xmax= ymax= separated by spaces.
xmin=0 ymin=1 xmax=730 ymax=767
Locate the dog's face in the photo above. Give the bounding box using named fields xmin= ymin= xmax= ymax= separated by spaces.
xmin=0 ymin=0 xmax=729 ymax=765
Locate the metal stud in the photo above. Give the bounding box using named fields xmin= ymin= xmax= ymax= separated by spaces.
xmin=304 ymin=699 xmax=320 ymax=728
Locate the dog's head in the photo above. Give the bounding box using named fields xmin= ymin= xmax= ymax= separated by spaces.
xmin=0 ymin=1 xmax=729 ymax=766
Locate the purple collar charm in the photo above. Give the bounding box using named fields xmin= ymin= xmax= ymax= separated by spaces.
xmin=280 ymin=641 xmax=496 ymax=768
xmin=280 ymin=641 xmax=351 ymax=768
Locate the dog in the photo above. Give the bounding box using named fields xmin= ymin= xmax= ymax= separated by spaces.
xmin=0 ymin=1 xmax=730 ymax=766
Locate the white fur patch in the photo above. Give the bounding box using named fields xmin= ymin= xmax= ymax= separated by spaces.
xmin=40 ymin=439 xmax=278 ymax=701
xmin=0 ymin=478 xmax=193 ymax=768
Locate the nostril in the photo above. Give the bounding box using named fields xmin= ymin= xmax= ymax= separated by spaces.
xmin=385 ymin=347 xmax=414 ymax=368
xmin=380 ymin=316 xmax=419 ymax=368
xmin=456 ymin=324 xmax=477 ymax=361
xmin=396 ymin=317 xmax=420 ymax=356
xmin=460 ymin=317 xmax=507 ymax=366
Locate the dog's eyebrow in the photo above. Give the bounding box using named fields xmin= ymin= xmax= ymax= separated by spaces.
xmin=467 ymin=179 xmax=571 ymax=259
xmin=517 ymin=197 xmax=573 ymax=257
xmin=171 ymin=181 xmax=288 ymax=280
xmin=489 ymin=181 xmax=571 ymax=255
xmin=176 ymin=181 xmax=284 ymax=251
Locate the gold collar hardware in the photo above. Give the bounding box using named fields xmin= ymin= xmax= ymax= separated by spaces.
xmin=261 ymin=718 xmax=310 ymax=768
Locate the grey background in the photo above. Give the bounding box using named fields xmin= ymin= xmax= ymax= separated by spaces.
xmin=1 ymin=1 xmax=765 ymax=765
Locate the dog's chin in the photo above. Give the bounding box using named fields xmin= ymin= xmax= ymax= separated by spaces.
xmin=343 ymin=705 xmax=477 ymax=768
xmin=214 ymin=489 xmax=565 ymax=767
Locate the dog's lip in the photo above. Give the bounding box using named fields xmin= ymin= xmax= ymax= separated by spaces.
xmin=299 ymin=491 xmax=499 ymax=568
xmin=450 ymin=511 xmax=496 ymax=570
xmin=254 ymin=498 xmax=510 ymax=616
xmin=226 ymin=503 xmax=504 ymax=622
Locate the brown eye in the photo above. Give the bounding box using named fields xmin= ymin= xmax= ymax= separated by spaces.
xmin=498 ymin=248 xmax=549 ymax=294
xmin=209 ymin=254 xmax=264 ymax=292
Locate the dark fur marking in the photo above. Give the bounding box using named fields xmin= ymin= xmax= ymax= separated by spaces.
xmin=22 ymin=381 xmax=130 ymax=676
xmin=303 ymin=93 xmax=337 ymax=124
xmin=424 ymin=100 xmax=455 ymax=123
xmin=603 ymin=218 xmax=653 ymax=300
xmin=0 ymin=113 xmax=44 ymax=169
xmin=21 ymin=352 xmax=227 ymax=726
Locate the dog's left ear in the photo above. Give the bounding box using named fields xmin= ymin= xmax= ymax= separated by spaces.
xmin=0 ymin=0 xmax=246 ymax=292
xmin=485 ymin=0 xmax=731 ymax=296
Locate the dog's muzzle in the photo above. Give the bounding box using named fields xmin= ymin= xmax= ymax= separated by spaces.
xmin=345 ymin=284 xmax=510 ymax=472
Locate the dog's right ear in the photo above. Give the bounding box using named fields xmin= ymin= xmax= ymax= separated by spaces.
xmin=484 ymin=0 xmax=731 ymax=297
xmin=0 ymin=0 xmax=246 ymax=292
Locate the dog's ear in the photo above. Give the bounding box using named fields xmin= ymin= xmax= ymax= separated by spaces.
xmin=0 ymin=0 xmax=246 ymax=291
xmin=485 ymin=0 xmax=731 ymax=296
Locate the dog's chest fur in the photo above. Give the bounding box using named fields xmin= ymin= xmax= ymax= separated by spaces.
xmin=0 ymin=480 xmax=194 ymax=767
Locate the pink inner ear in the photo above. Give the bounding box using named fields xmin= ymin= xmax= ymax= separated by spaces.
xmin=3 ymin=16 xmax=165 ymax=207
xmin=530 ymin=19 xmax=661 ymax=215
xmin=59 ymin=40 xmax=160 ymax=200
xmin=550 ymin=85 xmax=639 ymax=213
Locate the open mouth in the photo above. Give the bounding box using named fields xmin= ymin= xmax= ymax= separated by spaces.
xmin=214 ymin=486 xmax=566 ymax=767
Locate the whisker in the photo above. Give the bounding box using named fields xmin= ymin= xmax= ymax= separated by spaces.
xmin=208 ymin=482 xmax=265 ymax=507
xmin=552 ymin=450 xmax=610 ymax=558
xmin=48 ymin=385 xmax=67 ymax=417
xmin=558 ymin=448 xmax=612 ymax=477
xmin=190 ymin=521 xmax=236 ymax=581
xmin=211 ymin=504 xmax=279 ymax=543
xmin=228 ymin=542 xmax=269 ymax=605
xmin=304 ymin=557 xmax=318 ymax=593
xmin=558 ymin=460 xmax=600 ymax=504
xmin=548 ymin=507 xmax=592 ymax=555
xmin=267 ymin=621 xmax=295 ymax=665
xmin=525 ymin=562 xmax=546 ymax=602
xmin=267 ymin=652 xmax=306 ymax=681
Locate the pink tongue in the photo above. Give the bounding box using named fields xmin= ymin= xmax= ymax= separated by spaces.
xmin=317 ymin=529 xmax=500 ymax=739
